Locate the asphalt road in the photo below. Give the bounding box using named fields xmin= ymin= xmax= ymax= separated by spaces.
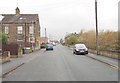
xmin=3 ymin=44 xmax=118 ymax=81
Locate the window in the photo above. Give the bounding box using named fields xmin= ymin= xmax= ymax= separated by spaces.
xmin=29 ymin=26 xmax=34 ymax=34
xmin=17 ymin=26 xmax=23 ymax=34
xmin=29 ymin=37 xmax=35 ymax=43
xmin=5 ymin=27 xmax=9 ymax=34
xmin=17 ymin=38 xmax=24 ymax=42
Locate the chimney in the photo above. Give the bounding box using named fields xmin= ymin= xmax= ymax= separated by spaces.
xmin=15 ymin=7 xmax=20 ymax=16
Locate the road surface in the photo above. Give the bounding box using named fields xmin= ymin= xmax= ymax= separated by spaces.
xmin=3 ymin=44 xmax=118 ymax=81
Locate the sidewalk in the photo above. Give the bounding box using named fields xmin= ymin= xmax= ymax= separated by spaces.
xmin=0 ymin=49 xmax=43 ymax=77
xmin=87 ymin=53 xmax=118 ymax=66
xmin=87 ymin=53 xmax=119 ymax=70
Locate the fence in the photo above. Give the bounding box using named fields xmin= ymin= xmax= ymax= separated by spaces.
xmin=2 ymin=43 xmax=23 ymax=58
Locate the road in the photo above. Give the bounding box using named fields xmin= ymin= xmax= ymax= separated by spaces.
xmin=3 ymin=44 xmax=118 ymax=81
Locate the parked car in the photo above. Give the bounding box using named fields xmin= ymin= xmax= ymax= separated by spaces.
xmin=73 ymin=44 xmax=88 ymax=55
xmin=52 ymin=42 xmax=56 ymax=46
xmin=41 ymin=43 xmax=46 ymax=49
xmin=46 ymin=44 xmax=53 ymax=51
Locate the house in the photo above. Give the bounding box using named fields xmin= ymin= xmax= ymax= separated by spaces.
xmin=40 ymin=37 xmax=48 ymax=44
xmin=0 ymin=7 xmax=41 ymax=52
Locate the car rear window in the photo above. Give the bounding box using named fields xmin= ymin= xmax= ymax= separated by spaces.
xmin=46 ymin=44 xmax=53 ymax=47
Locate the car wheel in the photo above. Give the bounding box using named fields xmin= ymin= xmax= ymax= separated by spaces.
xmin=86 ymin=51 xmax=88 ymax=54
xmin=75 ymin=51 xmax=77 ymax=55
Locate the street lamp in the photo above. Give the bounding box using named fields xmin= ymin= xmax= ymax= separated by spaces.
xmin=95 ymin=0 xmax=99 ymax=55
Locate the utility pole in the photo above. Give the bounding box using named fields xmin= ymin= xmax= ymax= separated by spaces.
xmin=95 ymin=0 xmax=99 ymax=55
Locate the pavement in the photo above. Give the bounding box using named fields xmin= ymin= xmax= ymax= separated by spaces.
xmin=0 ymin=49 xmax=44 ymax=78
xmin=0 ymin=45 xmax=119 ymax=79
xmin=87 ymin=53 xmax=119 ymax=70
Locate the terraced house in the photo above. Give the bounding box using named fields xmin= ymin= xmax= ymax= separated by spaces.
xmin=1 ymin=7 xmax=41 ymax=51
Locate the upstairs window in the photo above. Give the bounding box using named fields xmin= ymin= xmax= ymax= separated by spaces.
xmin=5 ymin=27 xmax=9 ymax=34
xmin=29 ymin=26 xmax=34 ymax=34
xmin=17 ymin=26 xmax=23 ymax=34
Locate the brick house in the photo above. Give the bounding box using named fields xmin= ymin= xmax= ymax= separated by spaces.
xmin=0 ymin=7 xmax=41 ymax=51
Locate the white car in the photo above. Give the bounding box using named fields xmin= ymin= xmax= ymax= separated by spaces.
xmin=52 ymin=42 xmax=56 ymax=46
xmin=73 ymin=44 xmax=88 ymax=55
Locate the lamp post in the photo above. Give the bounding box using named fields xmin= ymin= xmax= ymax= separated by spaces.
xmin=95 ymin=0 xmax=99 ymax=55
xmin=45 ymin=28 xmax=47 ymax=44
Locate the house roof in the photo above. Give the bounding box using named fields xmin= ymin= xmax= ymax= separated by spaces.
xmin=1 ymin=14 xmax=39 ymax=24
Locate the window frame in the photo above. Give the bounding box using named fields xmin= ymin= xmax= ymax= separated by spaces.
xmin=17 ymin=26 xmax=23 ymax=34
xmin=29 ymin=26 xmax=34 ymax=34
xmin=5 ymin=26 xmax=9 ymax=34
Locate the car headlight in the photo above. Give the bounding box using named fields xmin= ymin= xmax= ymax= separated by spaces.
xmin=85 ymin=48 xmax=88 ymax=51
xmin=76 ymin=49 xmax=79 ymax=51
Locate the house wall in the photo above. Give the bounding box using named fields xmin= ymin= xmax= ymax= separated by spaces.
xmin=34 ymin=19 xmax=41 ymax=50
xmin=2 ymin=21 xmax=40 ymax=50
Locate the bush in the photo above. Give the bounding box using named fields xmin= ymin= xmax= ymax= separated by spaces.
xmin=0 ymin=32 xmax=8 ymax=45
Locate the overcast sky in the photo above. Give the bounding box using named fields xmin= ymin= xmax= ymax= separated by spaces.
xmin=0 ymin=0 xmax=119 ymax=40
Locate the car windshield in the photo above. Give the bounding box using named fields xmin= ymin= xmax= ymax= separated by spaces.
xmin=75 ymin=44 xmax=86 ymax=49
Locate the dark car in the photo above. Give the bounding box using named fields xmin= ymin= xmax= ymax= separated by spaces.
xmin=46 ymin=44 xmax=53 ymax=51
xmin=73 ymin=44 xmax=88 ymax=55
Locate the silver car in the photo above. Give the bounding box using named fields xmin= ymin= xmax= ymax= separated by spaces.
xmin=73 ymin=44 xmax=88 ymax=55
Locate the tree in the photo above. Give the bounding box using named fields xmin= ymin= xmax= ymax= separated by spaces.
xmin=60 ymin=38 xmax=64 ymax=45
xmin=0 ymin=32 xmax=8 ymax=45
xmin=66 ymin=35 xmax=80 ymax=45
xmin=78 ymin=30 xmax=96 ymax=49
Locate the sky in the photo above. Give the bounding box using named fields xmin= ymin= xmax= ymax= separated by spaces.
xmin=0 ymin=0 xmax=119 ymax=40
